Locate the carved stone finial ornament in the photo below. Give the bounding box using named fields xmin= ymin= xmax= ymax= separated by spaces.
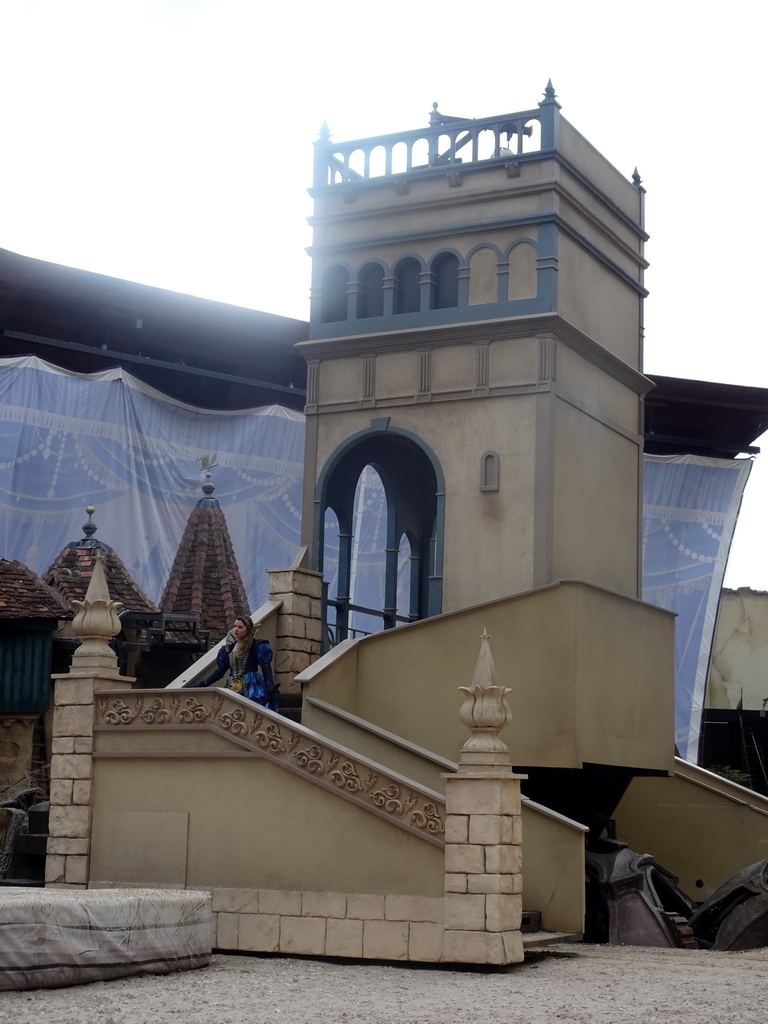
xmin=71 ymin=547 xmax=124 ymax=661
xmin=457 ymin=628 xmax=513 ymax=765
xmin=82 ymin=505 xmax=97 ymax=539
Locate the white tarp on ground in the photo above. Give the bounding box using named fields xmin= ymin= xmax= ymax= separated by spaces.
xmin=642 ymin=454 xmax=753 ymax=763
xmin=0 ymin=888 xmax=211 ymax=990
xmin=0 ymin=356 xmax=305 ymax=612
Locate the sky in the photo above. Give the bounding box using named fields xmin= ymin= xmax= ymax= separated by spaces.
xmin=1 ymin=0 xmax=766 ymax=588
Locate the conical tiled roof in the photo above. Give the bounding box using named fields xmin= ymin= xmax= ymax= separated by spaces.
xmin=0 ymin=558 xmax=69 ymax=619
xmin=160 ymin=475 xmax=249 ymax=639
xmin=43 ymin=507 xmax=158 ymax=619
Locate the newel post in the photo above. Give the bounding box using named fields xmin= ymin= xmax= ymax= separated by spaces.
xmin=45 ymin=549 xmax=134 ymax=888
xmin=267 ymin=551 xmax=323 ymax=695
xmin=442 ymin=628 xmax=527 ymax=964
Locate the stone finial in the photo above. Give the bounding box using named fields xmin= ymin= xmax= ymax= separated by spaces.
xmin=319 ymin=120 xmax=331 ymax=142
xmin=457 ymin=628 xmax=512 ymax=770
xmin=82 ymin=505 xmax=97 ymax=540
xmin=543 ymin=79 xmax=557 ymax=102
xmin=71 ymin=547 xmax=123 ymax=662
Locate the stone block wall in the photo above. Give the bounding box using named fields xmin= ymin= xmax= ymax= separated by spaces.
xmin=46 ymin=672 xmax=127 ymax=888
xmin=209 ymin=887 xmax=445 ymax=961
xmin=443 ymin=774 xmax=525 ymax=964
xmin=45 ymin=677 xmax=97 ymax=887
xmin=267 ymin=567 xmax=323 ymax=694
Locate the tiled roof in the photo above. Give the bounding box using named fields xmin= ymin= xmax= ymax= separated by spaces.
xmin=160 ymin=483 xmax=249 ymax=640
xmin=0 ymin=559 xmax=70 ymax=619
xmin=42 ymin=510 xmax=158 ymax=619
xmin=43 ymin=541 xmax=159 ymax=618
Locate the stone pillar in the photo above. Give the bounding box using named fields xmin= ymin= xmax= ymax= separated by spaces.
xmin=46 ymin=550 xmax=134 ymax=889
xmin=267 ymin=565 xmax=323 ymax=695
xmin=443 ymin=629 xmax=526 ymax=964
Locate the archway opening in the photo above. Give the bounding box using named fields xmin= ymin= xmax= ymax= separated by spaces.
xmin=315 ymin=430 xmax=443 ymax=647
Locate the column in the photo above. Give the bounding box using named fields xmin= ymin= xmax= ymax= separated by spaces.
xmin=443 ymin=629 xmax=526 ymax=964
xmin=45 ymin=550 xmax=133 ymax=888
xmin=267 ymin=565 xmax=323 ymax=695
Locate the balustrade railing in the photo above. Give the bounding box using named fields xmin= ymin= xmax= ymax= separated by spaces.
xmin=314 ymin=102 xmax=551 ymax=187
xmin=95 ymin=687 xmax=445 ymax=844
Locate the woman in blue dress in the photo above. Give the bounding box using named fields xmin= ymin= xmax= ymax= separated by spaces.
xmin=193 ymin=615 xmax=277 ymax=712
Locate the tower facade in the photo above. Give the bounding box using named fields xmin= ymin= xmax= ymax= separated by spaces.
xmin=299 ymin=85 xmax=649 ymax=632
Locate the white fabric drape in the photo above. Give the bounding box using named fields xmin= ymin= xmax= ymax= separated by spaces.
xmin=0 ymin=356 xmax=305 ymax=612
xmin=643 ymin=454 xmax=753 ymax=762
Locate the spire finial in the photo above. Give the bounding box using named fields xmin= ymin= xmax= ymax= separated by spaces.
xmin=71 ymin=546 xmax=124 ymax=665
xmin=319 ymin=120 xmax=331 ymax=142
xmin=82 ymin=505 xmax=97 ymax=539
xmin=201 ymin=471 xmax=215 ymax=497
xmin=543 ymin=79 xmax=556 ymax=102
xmin=456 ymin=628 xmax=513 ymax=771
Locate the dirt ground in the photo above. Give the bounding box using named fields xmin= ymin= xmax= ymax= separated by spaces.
xmin=1 ymin=944 xmax=767 ymax=1024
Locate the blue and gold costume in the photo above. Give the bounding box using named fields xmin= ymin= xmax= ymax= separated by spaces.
xmin=194 ymin=632 xmax=277 ymax=711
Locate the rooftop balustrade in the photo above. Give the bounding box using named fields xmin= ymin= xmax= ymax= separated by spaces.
xmin=313 ymin=83 xmax=561 ymax=188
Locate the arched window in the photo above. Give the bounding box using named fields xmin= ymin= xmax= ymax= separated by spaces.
xmin=480 ymin=450 xmax=500 ymax=491
xmin=394 ymin=258 xmax=421 ymax=314
xmin=321 ymin=266 xmax=349 ymax=323
xmin=431 ymin=252 xmax=459 ymax=309
xmin=358 ymin=263 xmax=385 ymax=319
xmin=314 ymin=429 xmax=444 ymax=646
xmin=397 ymin=532 xmax=419 ymax=623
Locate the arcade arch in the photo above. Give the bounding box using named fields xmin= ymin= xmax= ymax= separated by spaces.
xmin=314 ymin=426 xmax=444 ymax=645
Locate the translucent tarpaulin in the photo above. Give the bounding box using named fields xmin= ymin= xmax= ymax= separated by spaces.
xmin=1 ymin=357 xmax=753 ymax=764
xmin=0 ymin=356 xmax=305 ymax=612
xmin=642 ymin=454 xmax=752 ymax=762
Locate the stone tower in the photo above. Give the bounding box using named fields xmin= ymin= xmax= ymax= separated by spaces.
xmin=299 ymin=85 xmax=648 ymax=637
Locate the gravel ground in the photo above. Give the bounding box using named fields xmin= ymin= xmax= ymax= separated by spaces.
xmin=2 ymin=944 xmax=767 ymax=1024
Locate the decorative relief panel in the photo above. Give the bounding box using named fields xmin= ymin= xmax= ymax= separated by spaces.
xmin=96 ymin=691 xmax=445 ymax=845
xmin=362 ymin=355 xmax=376 ymax=400
xmin=538 ymin=335 xmax=556 ymax=384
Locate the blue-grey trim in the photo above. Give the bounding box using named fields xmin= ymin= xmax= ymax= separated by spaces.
xmin=536 ymin=220 xmax=558 ymax=311
xmin=466 ymin=240 xmax=504 ymax=261
xmin=309 ymin=150 xmax=547 ymax=197
xmin=310 ymin=147 xmax=647 ymax=240
xmin=308 ymin=217 xmax=644 ymax=338
xmin=309 ymin=295 xmax=550 ymax=340
xmin=503 ymin=237 xmax=538 ymax=259
xmin=429 ymin=246 xmax=465 ymax=265
xmin=310 ymin=210 xmax=645 ymax=292
xmin=355 ymin=257 xmax=389 ymax=277
xmin=298 ymin=312 xmax=652 ymax=396
xmin=309 ymin=208 xmax=549 ymax=254
xmin=393 ymin=253 xmax=428 ymax=271
xmin=312 ymin=423 xmax=445 ymax=617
